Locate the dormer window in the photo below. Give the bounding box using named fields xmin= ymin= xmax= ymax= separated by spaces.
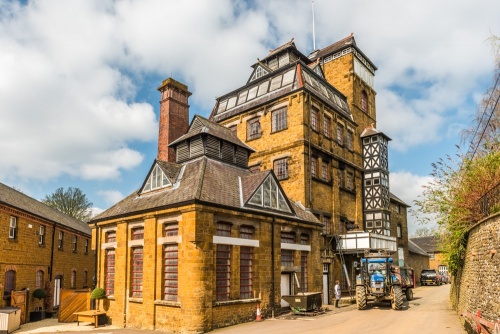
xmin=142 ymin=164 xmax=171 ymax=193
xmin=247 ymin=175 xmax=291 ymax=213
xmin=250 ymin=65 xmax=270 ymax=82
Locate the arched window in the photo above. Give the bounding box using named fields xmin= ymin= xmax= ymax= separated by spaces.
xmin=361 ymin=91 xmax=368 ymax=112
xmin=71 ymin=270 xmax=76 ymax=289
xmin=36 ymin=270 xmax=44 ymax=289
xmin=83 ymin=270 xmax=88 ymax=288
xmin=4 ymin=270 xmax=16 ymax=297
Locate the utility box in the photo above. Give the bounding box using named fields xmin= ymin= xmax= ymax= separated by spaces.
xmin=281 ymin=292 xmax=323 ymax=312
xmin=0 ymin=307 xmax=21 ymax=334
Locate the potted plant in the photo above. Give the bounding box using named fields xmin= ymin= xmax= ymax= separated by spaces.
xmin=90 ymin=287 xmax=106 ymax=311
xmin=30 ymin=288 xmax=47 ymax=321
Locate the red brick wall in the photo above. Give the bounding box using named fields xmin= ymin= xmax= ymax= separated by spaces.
xmin=157 ymin=78 xmax=191 ymax=162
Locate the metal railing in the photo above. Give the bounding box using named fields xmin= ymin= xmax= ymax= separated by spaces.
xmin=478 ymin=181 xmax=500 ymax=218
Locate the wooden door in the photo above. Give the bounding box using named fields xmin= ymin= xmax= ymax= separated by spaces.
xmin=11 ymin=290 xmax=27 ymax=324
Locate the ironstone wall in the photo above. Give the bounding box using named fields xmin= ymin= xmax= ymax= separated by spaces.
xmin=452 ymin=212 xmax=500 ymax=327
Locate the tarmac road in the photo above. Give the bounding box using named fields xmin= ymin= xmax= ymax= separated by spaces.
xmin=15 ymin=284 xmax=465 ymax=334
xmin=212 ymin=284 xmax=465 ymax=334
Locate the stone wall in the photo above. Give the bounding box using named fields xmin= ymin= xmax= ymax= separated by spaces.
xmin=454 ymin=212 xmax=500 ymax=327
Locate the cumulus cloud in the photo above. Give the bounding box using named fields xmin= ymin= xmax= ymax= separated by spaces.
xmin=390 ymin=171 xmax=436 ymax=236
xmin=0 ymin=0 xmax=499 ymax=212
xmin=98 ymin=190 xmax=126 ymax=206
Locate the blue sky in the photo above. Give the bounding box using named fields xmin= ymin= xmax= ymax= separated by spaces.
xmin=1 ymin=0 xmax=499 ymax=235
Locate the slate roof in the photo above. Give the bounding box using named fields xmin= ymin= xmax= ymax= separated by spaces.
xmin=260 ymin=38 xmax=311 ymax=65
xmin=170 ymin=115 xmax=255 ymax=152
xmin=93 ymin=156 xmax=319 ymax=225
xmin=408 ymin=239 xmax=430 ymax=256
xmin=0 ymin=181 xmax=91 ymax=235
xmin=410 ymin=236 xmax=440 ymax=253
xmin=390 ymin=192 xmax=410 ymax=207
xmin=360 ymin=123 xmax=391 ymax=140
xmin=308 ymin=33 xmax=377 ymax=71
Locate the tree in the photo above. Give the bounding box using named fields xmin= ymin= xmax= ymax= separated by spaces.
xmin=42 ymin=187 xmax=93 ymax=222
xmin=414 ymin=35 xmax=500 ymax=275
xmin=411 ymin=227 xmax=437 ymax=238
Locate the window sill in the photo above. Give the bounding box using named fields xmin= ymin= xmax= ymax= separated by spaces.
xmin=312 ymin=176 xmax=332 ymax=186
xmin=339 ymin=186 xmax=356 ymax=194
xmin=128 ymin=297 xmax=143 ymax=303
xmin=271 ymin=127 xmax=288 ymax=134
xmin=154 ymin=300 xmax=181 ymax=307
xmin=246 ymin=135 xmax=262 ymax=142
xmin=214 ymin=298 xmax=260 ymax=307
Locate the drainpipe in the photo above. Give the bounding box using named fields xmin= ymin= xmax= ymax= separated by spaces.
xmin=271 ymin=217 xmax=275 ymax=317
xmin=49 ymin=222 xmax=56 ymax=281
xmin=307 ymin=93 xmax=313 ymax=208
xmin=92 ymin=222 xmax=99 ymax=310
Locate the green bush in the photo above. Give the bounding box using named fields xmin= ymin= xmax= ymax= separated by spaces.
xmin=90 ymin=287 xmax=106 ymax=300
xmin=33 ymin=288 xmax=47 ymax=299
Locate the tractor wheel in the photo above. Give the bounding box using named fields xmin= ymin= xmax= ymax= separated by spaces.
xmin=405 ymin=287 xmax=413 ymax=301
xmin=356 ymin=286 xmax=367 ymax=310
xmin=391 ymin=285 xmax=404 ymax=310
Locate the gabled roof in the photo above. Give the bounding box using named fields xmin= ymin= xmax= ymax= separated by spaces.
xmin=308 ymin=33 xmax=377 ymax=71
xmin=390 ymin=192 xmax=410 ymax=207
xmin=0 ymin=181 xmax=91 ymax=235
xmin=93 ymin=156 xmax=319 ymax=226
xmin=410 ymin=236 xmax=440 ymax=253
xmin=408 ymin=239 xmax=430 ymax=256
xmin=259 ymin=38 xmax=311 ymax=65
xmin=360 ymin=123 xmax=392 ymax=140
xmin=170 ymin=115 xmax=255 ymax=152
xmin=242 ymin=171 xmax=294 ymax=214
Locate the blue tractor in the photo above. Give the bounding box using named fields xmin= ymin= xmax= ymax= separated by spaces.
xmin=355 ymin=250 xmax=404 ymax=310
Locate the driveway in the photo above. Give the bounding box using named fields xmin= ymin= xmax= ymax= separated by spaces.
xmin=14 ymin=284 xmax=464 ymax=334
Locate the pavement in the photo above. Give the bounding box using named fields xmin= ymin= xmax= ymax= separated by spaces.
xmin=14 ymin=297 xmax=357 ymax=333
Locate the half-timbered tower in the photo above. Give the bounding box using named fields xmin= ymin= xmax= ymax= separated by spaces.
xmin=361 ymin=124 xmax=391 ymax=236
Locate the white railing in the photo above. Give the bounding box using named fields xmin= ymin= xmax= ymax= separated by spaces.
xmin=337 ymin=232 xmax=397 ymax=253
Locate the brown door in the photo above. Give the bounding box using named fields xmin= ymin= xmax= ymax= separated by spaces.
xmin=11 ymin=290 xmax=27 ymax=324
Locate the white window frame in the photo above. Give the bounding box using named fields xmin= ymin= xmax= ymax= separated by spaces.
xmin=39 ymin=225 xmax=46 ymax=245
xmin=9 ymin=216 xmax=17 ymax=239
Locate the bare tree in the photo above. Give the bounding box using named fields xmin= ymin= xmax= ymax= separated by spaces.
xmin=462 ymin=35 xmax=500 ymax=158
xmin=42 ymin=187 xmax=93 ymax=222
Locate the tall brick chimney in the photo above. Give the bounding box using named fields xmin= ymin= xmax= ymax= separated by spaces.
xmin=157 ymin=78 xmax=191 ymax=162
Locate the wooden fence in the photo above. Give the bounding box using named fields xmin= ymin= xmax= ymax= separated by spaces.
xmin=58 ymin=289 xmax=91 ymax=323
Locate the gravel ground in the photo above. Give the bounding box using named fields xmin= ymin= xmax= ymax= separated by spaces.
xmin=15 ymin=318 xmax=121 ymax=333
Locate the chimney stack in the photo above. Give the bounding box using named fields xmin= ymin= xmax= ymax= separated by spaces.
xmin=157 ymin=78 xmax=191 ymax=162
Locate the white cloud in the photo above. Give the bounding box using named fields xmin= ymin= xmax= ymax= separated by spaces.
xmin=0 ymin=0 xmax=499 ymax=213
xmin=98 ymin=190 xmax=126 ymax=206
xmin=390 ymin=171 xmax=436 ymax=236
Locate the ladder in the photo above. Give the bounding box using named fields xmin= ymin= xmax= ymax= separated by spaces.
xmin=335 ymin=234 xmax=353 ymax=300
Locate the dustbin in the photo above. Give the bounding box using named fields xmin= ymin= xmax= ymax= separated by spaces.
xmin=0 ymin=307 xmax=21 ymax=334
xmin=281 ymin=292 xmax=323 ymax=312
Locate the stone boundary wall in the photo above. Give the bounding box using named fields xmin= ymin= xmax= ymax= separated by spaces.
xmin=453 ymin=212 xmax=500 ymax=327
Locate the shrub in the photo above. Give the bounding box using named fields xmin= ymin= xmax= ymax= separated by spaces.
xmin=33 ymin=288 xmax=47 ymax=300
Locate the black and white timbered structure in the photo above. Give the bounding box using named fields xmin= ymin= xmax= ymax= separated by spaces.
xmin=361 ymin=124 xmax=392 ymax=236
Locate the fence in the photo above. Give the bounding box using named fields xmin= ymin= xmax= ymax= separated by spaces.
xmin=478 ymin=182 xmax=500 ymax=218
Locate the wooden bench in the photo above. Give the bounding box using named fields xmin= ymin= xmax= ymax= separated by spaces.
xmin=73 ymin=310 xmax=106 ymax=328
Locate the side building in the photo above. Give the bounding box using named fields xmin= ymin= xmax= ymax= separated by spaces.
xmin=0 ymin=182 xmax=93 ymax=322
xmin=90 ymin=78 xmax=322 ymax=333
xmin=411 ymin=236 xmax=449 ymax=278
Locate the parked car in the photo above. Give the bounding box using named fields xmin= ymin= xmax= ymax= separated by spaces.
xmin=420 ymin=269 xmax=442 ymax=286
xmin=441 ymin=274 xmax=451 ymax=284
